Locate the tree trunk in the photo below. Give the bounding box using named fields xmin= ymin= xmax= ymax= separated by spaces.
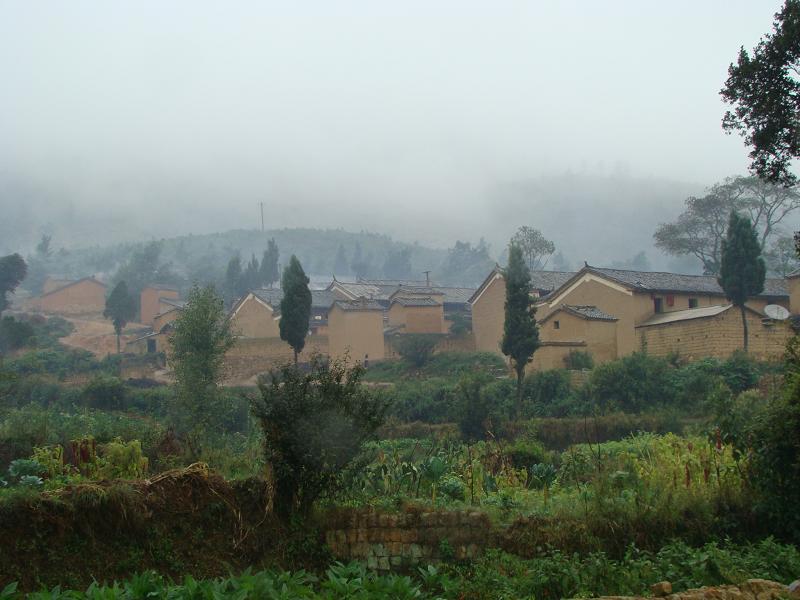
xmin=294 ymin=349 xmax=298 ymax=365
xmin=116 ymin=332 xmax=121 ymax=354
xmin=515 ymin=363 xmax=524 ymax=419
xmin=740 ymin=304 xmax=749 ymax=353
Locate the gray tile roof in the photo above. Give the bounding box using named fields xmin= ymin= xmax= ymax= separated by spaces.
xmin=391 ymin=296 xmax=441 ymax=307
xmin=251 ymin=288 xmax=335 ymax=309
xmin=563 ymin=304 xmax=617 ymax=321
xmin=332 ymin=299 xmax=385 ymax=312
xmin=636 ymin=304 xmax=732 ymax=327
xmin=590 ymin=266 xmax=788 ymax=298
xmin=335 ymin=280 xmax=475 ymax=306
xmin=530 ymin=271 xmax=576 ymax=295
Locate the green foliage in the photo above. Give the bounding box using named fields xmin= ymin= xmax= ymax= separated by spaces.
xmin=447 ymin=312 xmax=472 ymax=336
xmin=589 ymin=352 xmax=675 ymax=413
xmin=382 ymin=246 xmax=413 ymax=279
xmin=260 ymin=238 xmax=280 ymax=288
xmin=524 ymin=369 xmax=573 ymax=416
xmin=82 ymin=375 xmax=127 ymax=411
xmin=721 ymin=0 xmax=800 ymax=185
xmin=364 ymin=351 xmax=505 ymax=384
xmin=502 ymin=244 xmax=539 ymax=416
xmin=103 ymin=281 xmax=136 ymax=353
xmin=0 ymin=316 xmax=34 ymax=352
xmin=435 ymin=240 xmax=494 ymax=287
xmin=510 ymin=225 xmax=555 ymax=271
xmin=394 ymin=334 xmax=440 ymax=368
xmin=456 ymin=371 xmax=498 ymax=442
xmin=98 ymin=438 xmax=148 ymax=479
xmin=168 ymin=284 xmax=235 ymax=458
xmin=564 ymin=350 xmax=594 ymax=370
xmin=718 ymin=211 xmax=766 ymax=351
xmin=279 ymin=256 xmax=312 ymax=362
xmin=0 ymin=253 xmax=27 ymax=315
xmin=112 ymin=241 xmax=175 ymax=312
xmin=252 ymin=357 xmax=387 ymax=514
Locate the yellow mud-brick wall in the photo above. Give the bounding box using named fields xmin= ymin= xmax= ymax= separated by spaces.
xmin=406 ymin=304 xmax=446 ymax=334
xmin=471 ymin=274 xmax=505 ymax=355
xmin=152 ymin=309 xmax=180 ymax=334
xmin=36 ymin=279 xmax=106 ymax=315
xmin=329 ymin=306 xmax=385 ymax=363
xmin=538 ymin=310 xmax=618 ymax=365
xmin=230 ymin=296 xmax=280 ymax=338
xmin=223 ymin=335 xmax=329 ymax=380
xmin=140 ymin=287 xmax=179 ymax=327
xmin=637 ymin=309 xmax=793 ymax=361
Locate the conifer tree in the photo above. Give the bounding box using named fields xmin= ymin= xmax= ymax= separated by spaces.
xmin=501 ymin=244 xmax=540 ymax=417
xmin=718 ymin=211 xmax=766 ymax=352
xmin=334 ymin=243 xmax=349 ymax=276
xmin=279 ymin=256 xmax=312 ymax=364
xmin=224 ymin=255 xmax=243 ymax=305
xmin=104 ymin=281 xmax=136 ymax=353
xmin=260 ymin=239 xmax=280 ymax=288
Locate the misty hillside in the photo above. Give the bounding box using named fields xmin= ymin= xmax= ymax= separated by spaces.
xmin=486 ymin=174 xmax=705 ymax=272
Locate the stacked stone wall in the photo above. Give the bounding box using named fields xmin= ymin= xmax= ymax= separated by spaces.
xmin=325 ymin=508 xmax=491 ymax=571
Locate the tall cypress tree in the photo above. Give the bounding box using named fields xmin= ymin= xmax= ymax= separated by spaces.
xmin=279 ymin=255 xmax=312 ymax=364
xmin=104 ymin=281 xmax=136 ymax=354
xmin=260 ymin=239 xmax=280 ymax=288
xmin=501 ymin=244 xmax=540 ymax=417
xmin=718 ymin=211 xmax=766 ymax=352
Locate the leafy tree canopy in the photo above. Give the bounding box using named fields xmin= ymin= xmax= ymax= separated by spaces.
xmin=0 ymin=254 xmax=27 ymax=315
xmin=103 ymin=281 xmax=137 ymax=353
xmin=721 ymin=0 xmax=800 ymax=185
xmin=279 ymin=256 xmax=312 ymax=363
xmin=510 ymin=226 xmax=556 ymax=271
xmin=654 ymin=176 xmax=799 ymax=274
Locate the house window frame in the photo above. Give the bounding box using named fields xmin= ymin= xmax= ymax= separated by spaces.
xmin=654 ymin=298 xmax=664 ymax=313
xmin=688 ymin=298 xmax=698 ymax=309
xmin=554 ymin=320 xmax=560 ymax=330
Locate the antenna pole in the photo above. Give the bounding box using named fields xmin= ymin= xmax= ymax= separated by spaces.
xmin=260 ymin=202 xmax=265 ymax=232
xmin=423 ymin=270 xmax=431 ymax=285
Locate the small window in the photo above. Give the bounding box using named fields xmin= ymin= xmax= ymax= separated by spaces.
xmin=554 ymin=320 xmax=560 ymax=330
xmin=654 ymin=298 xmax=663 ymax=313
xmin=688 ymin=298 xmax=698 ymax=308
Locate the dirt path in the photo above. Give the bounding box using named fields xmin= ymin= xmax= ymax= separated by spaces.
xmin=60 ymin=315 xmax=147 ymax=357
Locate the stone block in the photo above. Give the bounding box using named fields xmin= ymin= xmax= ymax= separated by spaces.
xmin=378 ymin=557 xmax=390 ymax=571
xmin=421 ymin=512 xmax=435 ymax=527
xmin=357 ymin=529 xmax=367 ymax=543
xmin=650 ymin=581 xmax=672 ymax=597
xmin=367 ymin=555 xmax=378 ymax=570
xmin=410 ymin=544 xmax=423 ymax=559
xmin=390 ymin=556 xmax=403 ymax=568
xmin=379 ymin=513 xmax=390 ymax=527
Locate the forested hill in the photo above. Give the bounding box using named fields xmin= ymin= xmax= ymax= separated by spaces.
xmin=18 ymin=228 xmax=497 ymax=294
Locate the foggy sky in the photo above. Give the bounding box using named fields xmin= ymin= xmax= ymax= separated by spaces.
xmin=0 ymin=1 xmax=787 ymax=255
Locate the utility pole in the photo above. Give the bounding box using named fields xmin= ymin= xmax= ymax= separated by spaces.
xmin=260 ymin=202 xmax=264 ymax=232
xmin=423 ymin=270 xmax=431 ymax=285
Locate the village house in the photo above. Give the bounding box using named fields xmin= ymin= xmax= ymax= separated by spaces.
xmin=140 ymin=285 xmax=180 ymax=327
xmin=228 ymin=288 xmax=335 ymax=338
xmin=32 ymin=277 xmax=107 ymax=315
xmin=328 ymin=299 xmax=385 ymax=363
xmin=471 ymin=264 xmax=792 ymax=368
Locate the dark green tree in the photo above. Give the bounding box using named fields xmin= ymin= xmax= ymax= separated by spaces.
xmin=436 ymin=240 xmax=495 ymax=286
xmin=394 ymin=334 xmax=439 ymax=368
xmin=721 ymin=0 xmax=800 ymax=185
xmin=251 ymin=356 xmax=387 ymax=515
xmin=103 ymin=281 xmax=137 ymax=354
xmin=333 ymin=243 xmax=349 ymax=276
xmin=112 ymin=241 xmax=176 ymax=314
xmin=718 ymin=212 xmax=766 ymax=352
xmin=351 ymin=242 xmax=370 ymax=279
xmin=168 ymin=284 xmax=235 ymax=458
xmin=224 ymin=254 xmax=243 ymax=305
xmin=382 ymin=247 xmax=413 ymax=279
xmin=279 ymin=256 xmax=312 ymax=364
xmin=36 ymin=234 xmax=53 ymax=258
xmin=243 ymin=253 xmax=260 ymax=290
xmin=260 ymin=238 xmax=280 ymax=288
xmin=501 ymin=244 xmax=540 ymax=417
xmin=0 ymin=254 xmax=27 ymax=316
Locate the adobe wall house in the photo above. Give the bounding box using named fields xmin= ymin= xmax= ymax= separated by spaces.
xmin=328 ymin=299 xmax=385 ymax=364
xmin=471 ymin=264 xmax=791 ymax=364
xmin=34 ymin=277 xmax=107 ymax=315
xmin=228 ymin=288 xmax=334 ymax=338
xmin=534 ymin=305 xmax=618 ymax=369
xmin=140 ymin=285 xmax=179 ymax=327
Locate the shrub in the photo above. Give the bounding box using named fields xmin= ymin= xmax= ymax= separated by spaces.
xmin=251 ymin=357 xmax=387 ymax=515
xmin=394 ymin=334 xmax=441 ymax=368
xmin=564 ymin=350 xmax=594 ymax=370
xmin=456 ymin=371 xmax=497 ymax=442
xmin=98 ymin=438 xmax=148 ymax=479
xmin=721 ymin=350 xmax=761 ymax=394
xmin=0 ymin=317 xmax=34 ymax=352
xmin=524 ymin=369 xmax=572 ymax=416
xmin=589 ymin=353 xmax=675 ymax=412
xmin=82 ymin=376 xmax=127 ymax=411
xmin=506 ymin=437 xmax=549 ymax=469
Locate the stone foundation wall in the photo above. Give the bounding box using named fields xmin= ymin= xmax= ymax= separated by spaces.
xmin=324 ymin=508 xmax=492 ymax=571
